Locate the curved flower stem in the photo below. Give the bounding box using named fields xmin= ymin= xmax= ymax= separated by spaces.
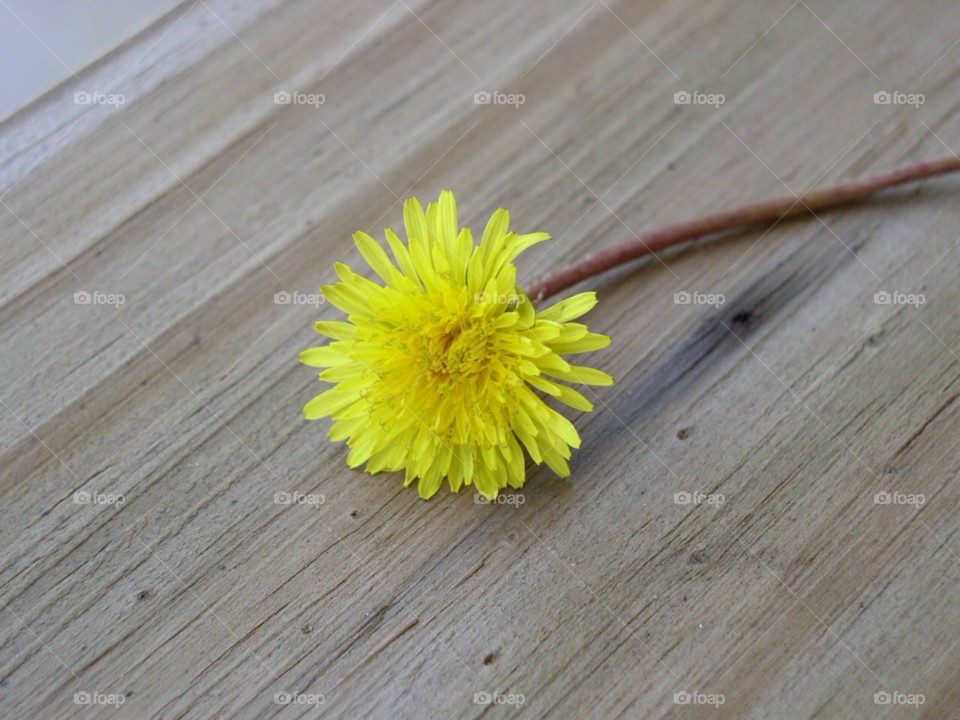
xmin=527 ymin=155 xmax=960 ymax=304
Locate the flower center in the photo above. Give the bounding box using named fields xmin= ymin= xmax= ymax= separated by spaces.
xmin=364 ymin=284 xmax=522 ymax=445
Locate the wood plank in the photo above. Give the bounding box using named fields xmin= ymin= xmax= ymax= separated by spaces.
xmin=2 ymin=0 xmax=960 ymax=716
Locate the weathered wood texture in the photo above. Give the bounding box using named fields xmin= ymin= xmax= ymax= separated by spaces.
xmin=2 ymin=0 xmax=960 ymax=717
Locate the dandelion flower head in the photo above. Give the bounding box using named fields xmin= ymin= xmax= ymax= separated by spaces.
xmin=301 ymin=191 xmax=613 ymax=499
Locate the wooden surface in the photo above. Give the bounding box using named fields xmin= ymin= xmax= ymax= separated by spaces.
xmin=2 ymin=0 xmax=960 ymax=717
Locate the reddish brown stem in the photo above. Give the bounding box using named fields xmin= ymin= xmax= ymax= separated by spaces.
xmin=527 ymin=155 xmax=960 ymax=303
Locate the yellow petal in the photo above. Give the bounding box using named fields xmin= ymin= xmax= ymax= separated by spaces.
xmin=354 ymin=231 xmax=400 ymax=286
xmin=548 ymin=332 xmax=611 ymax=354
xmin=403 ymin=197 xmax=430 ymax=247
xmin=304 ymin=388 xmax=360 ymax=419
xmin=479 ymin=208 xmax=509 ymax=267
xmin=313 ymin=321 xmax=356 ymax=340
xmin=300 ymin=346 xmax=350 ymax=367
xmin=554 ymin=384 xmax=594 ymax=412
xmin=385 ymin=227 xmax=421 ymax=284
xmin=536 ymin=292 xmax=598 ymax=323
xmin=545 ymin=365 xmax=614 ymax=385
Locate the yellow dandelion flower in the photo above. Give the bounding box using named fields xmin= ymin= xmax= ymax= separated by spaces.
xmin=301 ymin=191 xmax=613 ymax=500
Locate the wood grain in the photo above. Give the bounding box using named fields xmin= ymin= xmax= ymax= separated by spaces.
xmin=2 ymin=0 xmax=960 ymax=717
